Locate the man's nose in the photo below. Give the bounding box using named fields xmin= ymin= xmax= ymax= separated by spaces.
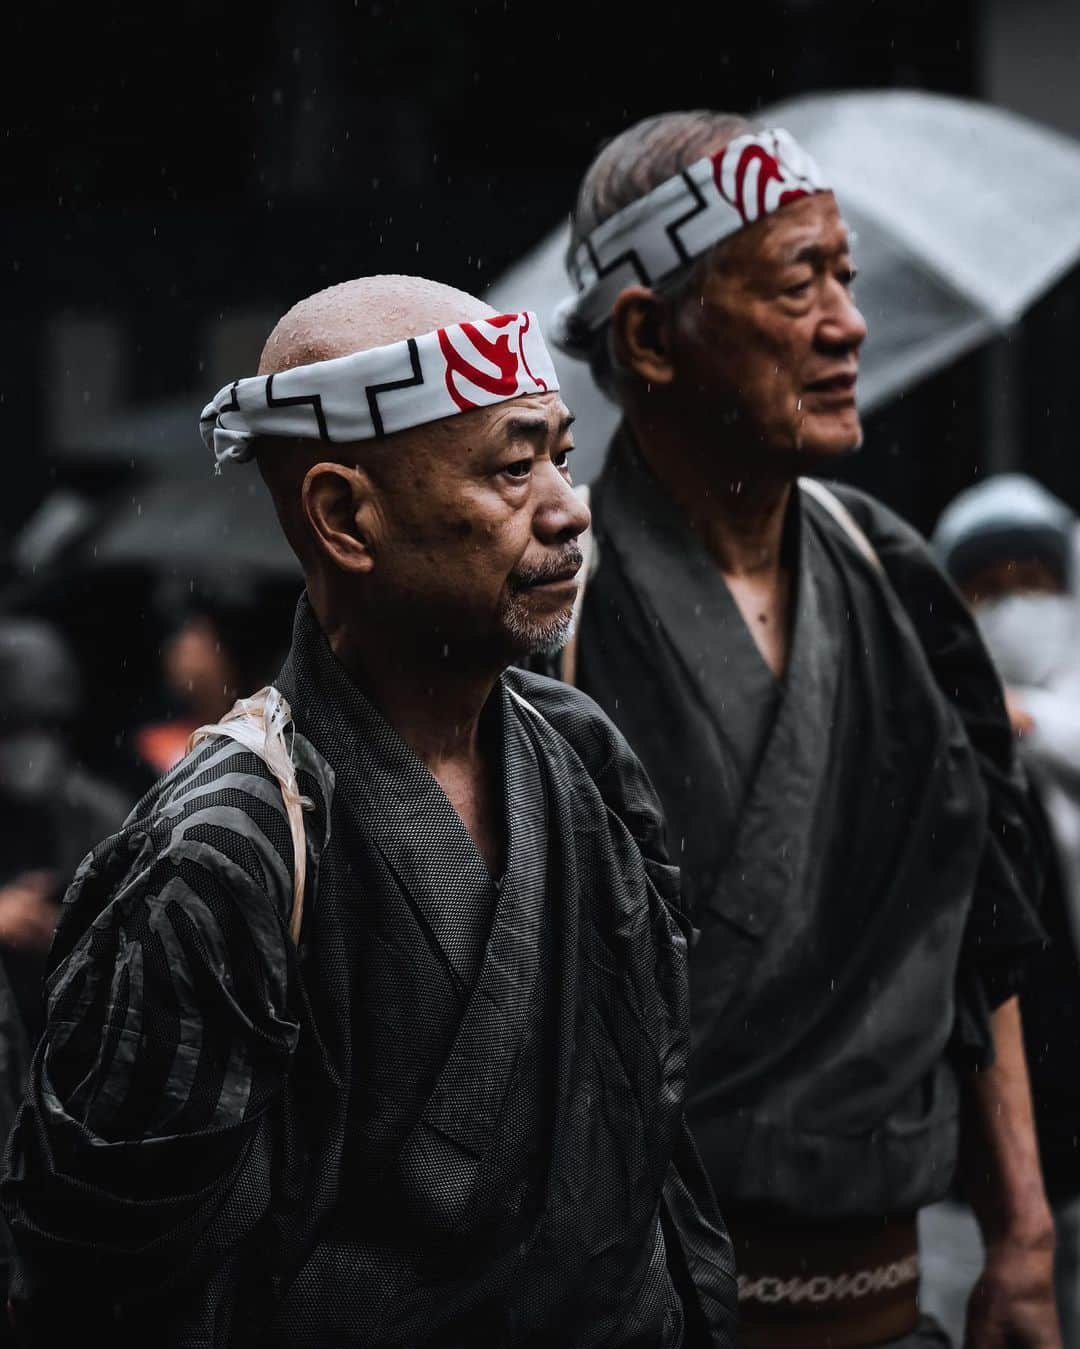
xmin=820 ymin=283 xmax=867 ymax=353
xmin=534 ymin=461 xmax=591 ymax=542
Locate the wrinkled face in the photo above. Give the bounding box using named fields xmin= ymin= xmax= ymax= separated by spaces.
xmin=367 ymin=392 xmax=589 ymax=660
xmin=672 ymin=192 xmax=866 ymax=461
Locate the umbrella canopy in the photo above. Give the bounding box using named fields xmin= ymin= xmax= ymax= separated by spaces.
xmin=12 ymin=450 xmax=298 ymax=582
xmin=61 ymin=395 xmax=204 ymax=467
xmin=89 ymin=467 xmax=299 ymax=575
xmin=486 ymin=90 xmax=1080 ymax=482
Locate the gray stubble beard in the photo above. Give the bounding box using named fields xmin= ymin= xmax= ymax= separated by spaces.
xmin=499 ymin=595 xmax=578 ymax=658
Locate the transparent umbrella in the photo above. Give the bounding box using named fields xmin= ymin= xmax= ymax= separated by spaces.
xmin=487 ymin=89 xmax=1080 ymax=481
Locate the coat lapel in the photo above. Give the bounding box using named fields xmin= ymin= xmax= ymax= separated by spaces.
xmin=277 ymin=599 xmax=498 ymax=995
xmin=597 ymin=432 xmax=779 ymax=768
xmin=702 ymin=491 xmax=846 ymax=938
xmin=417 ymin=684 xmax=549 ymax=1155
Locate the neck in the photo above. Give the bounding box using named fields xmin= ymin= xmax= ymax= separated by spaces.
xmin=314 ymin=596 xmax=500 ymax=772
xmin=626 ymin=402 xmax=793 ymax=579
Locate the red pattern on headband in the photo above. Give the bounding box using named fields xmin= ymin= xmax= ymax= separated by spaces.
xmin=202 ymin=310 xmax=561 ymax=465
xmin=438 ymin=314 xmax=548 ymax=412
xmin=515 ymin=312 xmax=549 ymax=395
xmin=712 ymin=142 xmax=812 ymax=226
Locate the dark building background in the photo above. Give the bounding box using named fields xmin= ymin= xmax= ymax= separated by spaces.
xmin=2 ymin=0 xmax=1078 ymax=782
xmin=6 ymin=0 xmax=983 ymax=529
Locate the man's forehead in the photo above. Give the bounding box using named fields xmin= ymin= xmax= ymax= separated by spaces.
xmin=465 ymin=391 xmax=572 ymax=438
xmin=749 ymin=193 xmax=851 ymax=265
xmin=398 ymin=392 xmax=571 ymax=472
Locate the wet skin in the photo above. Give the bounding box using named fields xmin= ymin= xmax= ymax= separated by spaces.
xmin=670 ymin=191 xmax=868 ymax=463
xmin=304 ymin=390 xmax=589 ymax=663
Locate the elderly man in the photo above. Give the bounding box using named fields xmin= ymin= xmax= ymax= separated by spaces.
xmin=554 ymin=112 xmax=1057 ymax=1348
xmin=0 ymin=276 xmax=737 ymax=1347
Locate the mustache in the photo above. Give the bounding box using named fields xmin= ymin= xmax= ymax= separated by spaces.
xmin=509 ymin=545 xmax=584 ymax=591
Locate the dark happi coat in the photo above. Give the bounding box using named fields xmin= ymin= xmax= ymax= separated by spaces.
xmin=1 ymin=598 xmax=738 ymax=1348
xmin=575 ymin=432 xmax=1044 ymax=1221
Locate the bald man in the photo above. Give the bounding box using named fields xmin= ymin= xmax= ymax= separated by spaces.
xmin=0 ymin=277 xmax=738 ymax=1348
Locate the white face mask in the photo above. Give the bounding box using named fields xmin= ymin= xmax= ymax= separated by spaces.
xmin=0 ymin=731 xmax=68 ymax=805
xmin=975 ymin=593 xmax=1077 ymax=689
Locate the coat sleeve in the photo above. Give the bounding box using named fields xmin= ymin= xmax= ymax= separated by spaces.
xmin=555 ymin=689 xmax=742 ymax=1343
xmin=835 ymin=486 xmax=1047 ymax=1065
xmin=0 ymin=740 xmax=301 ymax=1327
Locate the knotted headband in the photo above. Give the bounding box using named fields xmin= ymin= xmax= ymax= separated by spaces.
xmin=201 ymin=311 xmax=560 ymax=467
xmin=560 ymin=128 xmax=828 ymax=338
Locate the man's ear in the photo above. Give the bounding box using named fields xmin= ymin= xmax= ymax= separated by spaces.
xmin=302 ymin=462 xmax=379 ymax=574
xmin=610 ymin=286 xmax=678 ymax=387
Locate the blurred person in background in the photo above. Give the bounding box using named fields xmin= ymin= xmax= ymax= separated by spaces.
xmin=0 ymin=617 xmax=130 ymax=1332
xmin=0 ymin=618 xmax=129 ymax=1036
xmin=553 ymin=110 xmax=1056 ymax=1347
xmin=133 ymin=574 xmax=293 ymax=781
xmin=930 ymin=474 xmax=1080 ymax=1347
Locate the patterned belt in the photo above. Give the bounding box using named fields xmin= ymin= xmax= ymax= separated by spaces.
xmin=731 ymin=1214 xmax=920 ymax=1349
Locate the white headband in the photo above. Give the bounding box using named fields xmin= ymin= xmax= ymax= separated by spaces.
xmin=561 ymin=128 xmax=827 ymax=337
xmin=200 ymin=311 xmax=560 ymax=467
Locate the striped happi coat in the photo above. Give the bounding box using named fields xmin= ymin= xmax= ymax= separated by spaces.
xmin=1 ymin=596 xmax=737 ymax=1348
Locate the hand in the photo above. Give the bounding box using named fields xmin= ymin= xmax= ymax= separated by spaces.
xmin=0 ymin=870 xmax=60 ymax=951
xmin=964 ymin=1233 xmax=1061 ymax=1348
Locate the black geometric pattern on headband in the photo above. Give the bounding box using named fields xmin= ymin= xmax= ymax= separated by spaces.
xmin=200 ymin=379 xmax=241 ymax=432
xmin=366 ymin=337 xmax=423 ymax=439
xmin=578 ymin=168 xmax=710 ymax=296
xmin=582 ymin=234 xmax=650 ymax=292
xmin=665 ymin=170 xmax=710 ymax=268
xmin=265 ymin=373 xmax=330 ymax=442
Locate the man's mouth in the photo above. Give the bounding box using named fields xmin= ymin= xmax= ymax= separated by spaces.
xmin=511 ymin=550 xmax=584 ymax=592
xmin=804 ymin=372 xmax=858 ymax=401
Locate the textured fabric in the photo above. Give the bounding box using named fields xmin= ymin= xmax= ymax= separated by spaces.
xmin=0 ymin=596 xmax=738 ymax=1347
xmin=0 ymin=762 xmax=131 ymax=1227
xmin=200 ymin=312 xmax=559 ymax=466
xmin=572 ymin=429 xmax=1044 ymax=1221
xmin=188 ymin=685 xmax=314 ymax=944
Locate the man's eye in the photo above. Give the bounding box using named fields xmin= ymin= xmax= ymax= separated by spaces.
xmin=838 ymin=266 xmax=858 ymax=287
xmin=783 ymin=279 xmax=812 ymax=298
xmin=553 ymin=447 xmax=575 ymax=470
xmin=504 ymin=459 xmax=532 ymax=479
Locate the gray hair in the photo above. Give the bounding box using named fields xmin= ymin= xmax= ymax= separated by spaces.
xmin=563 ymin=110 xmax=752 ymax=399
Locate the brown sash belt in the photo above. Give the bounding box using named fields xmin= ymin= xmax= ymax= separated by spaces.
xmin=731 ymin=1214 xmax=920 ymax=1349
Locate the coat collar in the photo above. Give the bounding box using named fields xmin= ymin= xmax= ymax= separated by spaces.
xmin=276 ymin=596 xmax=546 ymax=995
xmin=596 ymin=429 xmax=781 ymax=747
xmin=595 ymin=430 xmax=845 ymax=938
